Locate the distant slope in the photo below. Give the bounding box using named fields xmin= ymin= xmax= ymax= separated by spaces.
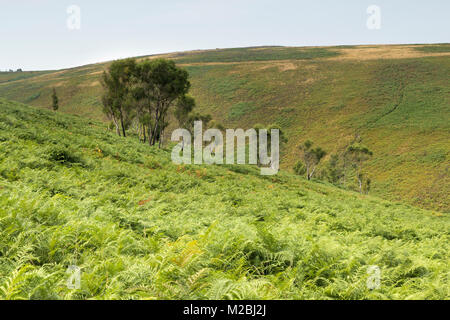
xmin=0 ymin=44 xmax=449 ymax=211
xmin=0 ymin=98 xmax=448 ymax=300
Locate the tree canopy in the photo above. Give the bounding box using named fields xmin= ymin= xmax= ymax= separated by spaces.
xmin=101 ymin=58 xmax=193 ymax=146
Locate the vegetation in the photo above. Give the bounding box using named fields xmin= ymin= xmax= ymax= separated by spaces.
xmin=414 ymin=44 xmax=450 ymax=53
xmin=297 ymin=140 xmax=327 ymax=180
xmin=101 ymin=58 xmax=137 ymax=137
xmin=102 ymin=58 xmax=193 ymax=148
xmin=0 ymin=45 xmax=448 ymax=211
xmin=51 ymin=88 xmax=59 ymax=112
xmin=0 ymin=99 xmax=448 ymax=300
xmin=346 ymin=144 xmax=373 ymax=194
xmin=172 ymin=47 xmax=340 ymax=64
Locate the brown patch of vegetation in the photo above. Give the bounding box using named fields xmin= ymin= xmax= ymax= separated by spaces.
xmin=195 ymin=169 xmax=207 ymax=178
xmin=138 ymin=197 xmax=152 ymax=206
xmin=329 ymin=45 xmax=450 ymax=61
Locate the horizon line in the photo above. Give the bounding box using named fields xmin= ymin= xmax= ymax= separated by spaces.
xmin=1 ymin=41 xmax=448 ymax=73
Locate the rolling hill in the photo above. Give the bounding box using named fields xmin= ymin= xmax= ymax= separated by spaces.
xmin=0 ymin=98 xmax=448 ymax=299
xmin=0 ymin=44 xmax=449 ymax=212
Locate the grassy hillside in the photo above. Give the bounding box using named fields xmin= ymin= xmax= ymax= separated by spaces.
xmin=0 ymin=44 xmax=449 ymax=212
xmin=0 ymin=99 xmax=448 ymax=300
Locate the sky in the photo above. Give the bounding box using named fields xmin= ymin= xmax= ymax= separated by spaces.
xmin=0 ymin=0 xmax=449 ymax=71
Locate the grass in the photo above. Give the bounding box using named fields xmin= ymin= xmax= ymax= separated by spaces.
xmin=228 ymin=102 xmax=258 ymax=120
xmin=0 ymin=98 xmax=448 ymax=300
xmin=0 ymin=44 xmax=448 ymax=212
xmin=0 ymin=71 xmax=53 ymax=84
xmin=172 ymin=47 xmax=340 ymax=64
xmin=414 ymin=44 xmax=450 ymax=53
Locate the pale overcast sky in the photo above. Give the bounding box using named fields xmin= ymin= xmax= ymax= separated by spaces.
xmin=0 ymin=0 xmax=449 ymax=70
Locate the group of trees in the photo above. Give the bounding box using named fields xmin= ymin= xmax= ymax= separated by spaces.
xmin=344 ymin=144 xmax=373 ymax=193
xmin=294 ymin=140 xmax=327 ymax=181
xmin=101 ymin=58 xmax=204 ymax=147
xmin=294 ymin=138 xmax=373 ymax=194
xmin=50 ymin=57 xmax=373 ymax=191
xmin=1 ymin=69 xmax=22 ymax=73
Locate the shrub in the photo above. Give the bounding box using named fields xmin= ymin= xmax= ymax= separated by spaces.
xmin=46 ymin=146 xmax=83 ymax=166
xmin=293 ymin=161 xmax=306 ymax=176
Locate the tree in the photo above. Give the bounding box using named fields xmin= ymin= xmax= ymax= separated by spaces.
xmin=101 ymin=91 xmax=121 ymax=136
xmin=127 ymin=74 xmax=152 ymax=142
xmin=346 ymin=144 xmax=373 ymax=193
xmin=185 ymin=112 xmax=212 ymax=133
xmin=101 ymin=58 xmax=137 ymax=137
xmin=254 ymin=123 xmax=288 ymax=149
xmin=207 ymin=120 xmax=225 ymax=132
xmin=326 ymin=154 xmax=344 ymax=184
xmin=299 ymin=140 xmax=327 ymax=180
xmin=100 ymin=58 xmax=194 ymax=147
xmin=174 ymin=95 xmax=196 ymax=129
xmin=250 ymin=123 xmax=288 ymax=168
xmin=51 ymin=88 xmax=59 ymax=111
xmin=365 ymin=178 xmax=372 ymax=195
xmin=133 ymin=59 xmax=190 ymax=146
xmin=267 ymin=124 xmax=288 ymax=146
xmin=293 ymin=161 xmax=306 ymax=176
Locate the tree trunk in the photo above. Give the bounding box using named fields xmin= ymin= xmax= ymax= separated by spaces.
xmin=112 ymin=116 xmax=121 ymax=136
xmin=120 ymin=114 xmax=126 ymax=138
xmin=137 ymin=122 xmax=141 ymax=142
xmin=159 ymin=115 xmax=167 ymax=149
xmin=358 ymin=177 xmax=363 ymax=194
xmin=310 ymin=166 xmax=317 ymax=180
xmin=151 ymin=118 xmax=159 ymax=146
xmin=148 ymin=126 xmax=153 ymax=146
xmin=142 ymin=124 xmax=147 ymax=143
xmin=151 ymin=102 xmax=164 ymax=146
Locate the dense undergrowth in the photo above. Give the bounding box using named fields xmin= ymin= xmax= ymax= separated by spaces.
xmin=0 ymin=99 xmax=448 ymax=300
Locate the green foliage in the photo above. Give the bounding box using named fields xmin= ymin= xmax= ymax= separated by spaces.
xmin=299 ymin=141 xmax=327 ymax=180
xmin=293 ymin=161 xmax=306 ymax=176
xmin=25 ymin=92 xmax=41 ymax=104
xmin=267 ymin=124 xmax=288 ymax=145
xmin=413 ymin=44 xmax=450 ymax=53
xmin=174 ymin=95 xmax=196 ymax=127
xmin=51 ymin=88 xmax=59 ymax=111
xmin=325 ymin=154 xmax=344 ymax=185
xmin=185 ymin=112 xmax=212 ymax=133
xmin=346 ymin=144 xmax=373 ymax=194
xmin=46 ymin=145 xmax=84 ymax=166
xmin=101 ymin=58 xmax=138 ymax=137
xmin=347 ymin=144 xmax=373 ymax=157
xmin=124 ymin=58 xmax=192 ymax=146
xmin=228 ymin=102 xmax=257 ymax=120
xmin=0 ymin=45 xmax=448 ymax=211
xmin=173 ymin=47 xmax=340 ymax=63
xmin=0 ymin=99 xmax=448 ymax=300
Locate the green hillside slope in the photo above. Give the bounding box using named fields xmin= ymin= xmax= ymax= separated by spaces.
xmin=0 ymin=44 xmax=449 ymax=211
xmin=0 ymin=99 xmax=448 ymax=300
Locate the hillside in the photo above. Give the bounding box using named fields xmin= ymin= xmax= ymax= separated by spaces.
xmin=0 ymin=44 xmax=449 ymax=211
xmin=0 ymin=98 xmax=449 ymax=300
